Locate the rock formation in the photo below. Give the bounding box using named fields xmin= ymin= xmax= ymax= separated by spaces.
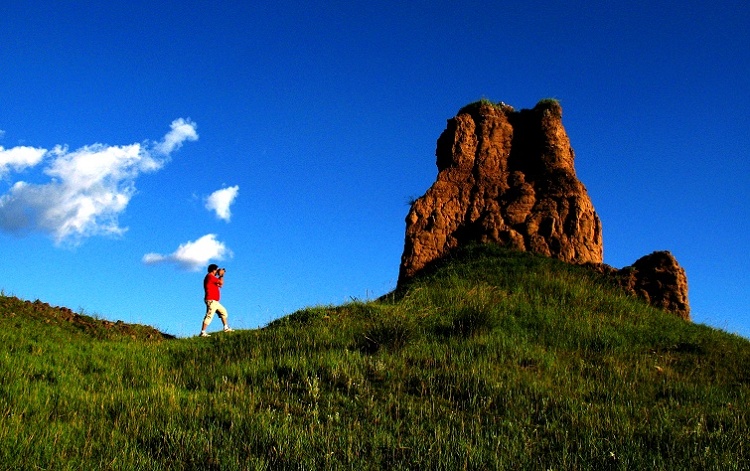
xmin=399 ymin=99 xmax=602 ymax=279
xmin=589 ymin=251 xmax=691 ymax=320
xmin=398 ymin=99 xmax=690 ymax=320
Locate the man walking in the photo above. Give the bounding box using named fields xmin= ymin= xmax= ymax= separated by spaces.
xmin=200 ymin=263 xmax=233 ymax=337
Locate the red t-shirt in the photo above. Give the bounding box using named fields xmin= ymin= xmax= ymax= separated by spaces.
xmin=204 ymin=273 xmax=221 ymax=301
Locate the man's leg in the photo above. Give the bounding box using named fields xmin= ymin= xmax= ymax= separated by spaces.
xmin=201 ymin=301 xmax=216 ymax=336
xmin=215 ymin=302 xmax=232 ymax=331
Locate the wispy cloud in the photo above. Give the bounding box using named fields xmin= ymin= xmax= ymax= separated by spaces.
xmin=0 ymin=119 xmax=198 ymax=245
xmin=205 ymin=185 xmax=239 ymax=222
xmin=142 ymin=233 xmax=231 ymax=271
xmin=154 ymin=118 xmax=199 ymax=155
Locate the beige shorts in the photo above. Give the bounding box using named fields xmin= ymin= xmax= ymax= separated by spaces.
xmin=203 ymin=300 xmax=228 ymax=324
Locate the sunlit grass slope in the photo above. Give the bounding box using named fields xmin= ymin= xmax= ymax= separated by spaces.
xmin=1 ymin=245 xmax=748 ymax=470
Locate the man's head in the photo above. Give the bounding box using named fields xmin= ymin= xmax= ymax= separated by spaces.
xmin=207 ymin=263 xmax=219 ymax=273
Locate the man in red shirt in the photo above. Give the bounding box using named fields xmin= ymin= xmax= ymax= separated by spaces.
xmin=200 ymin=263 xmax=233 ymax=337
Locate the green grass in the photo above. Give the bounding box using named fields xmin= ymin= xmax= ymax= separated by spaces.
xmin=1 ymin=245 xmax=748 ymax=469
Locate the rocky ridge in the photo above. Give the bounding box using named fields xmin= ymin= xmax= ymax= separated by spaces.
xmin=0 ymin=294 xmax=175 ymax=340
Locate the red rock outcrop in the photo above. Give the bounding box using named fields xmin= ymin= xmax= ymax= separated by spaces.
xmin=590 ymin=251 xmax=691 ymax=320
xmin=399 ymin=99 xmax=602 ymax=280
xmin=398 ymin=99 xmax=690 ymax=319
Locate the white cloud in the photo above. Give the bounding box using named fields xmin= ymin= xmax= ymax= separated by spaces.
xmin=0 ymin=119 xmax=198 ymax=245
xmin=142 ymin=233 xmax=231 ymax=271
xmin=154 ymin=118 xmax=199 ymax=155
xmin=205 ymin=185 xmax=239 ymax=222
xmin=0 ymin=146 xmax=47 ymax=177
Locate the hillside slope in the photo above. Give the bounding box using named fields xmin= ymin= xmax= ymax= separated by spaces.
xmin=0 ymin=295 xmax=174 ymax=341
xmin=1 ymin=245 xmax=748 ymax=470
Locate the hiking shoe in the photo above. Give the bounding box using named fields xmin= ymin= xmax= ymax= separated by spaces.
xmin=199 ymin=331 xmax=211 ymax=337
xmin=223 ymin=327 xmax=234 ymax=332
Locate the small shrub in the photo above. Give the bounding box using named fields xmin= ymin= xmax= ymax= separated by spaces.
xmin=359 ymin=317 xmax=416 ymax=354
xmin=434 ymin=306 xmax=496 ymax=339
xmin=454 ymin=307 xmax=497 ymax=338
xmin=536 ymin=97 xmax=560 ymax=108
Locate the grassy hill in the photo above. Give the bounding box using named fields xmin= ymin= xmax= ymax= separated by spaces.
xmin=1 ymin=245 xmax=748 ymax=470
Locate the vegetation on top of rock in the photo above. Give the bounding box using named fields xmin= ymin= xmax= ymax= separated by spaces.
xmin=534 ymin=97 xmax=561 ymax=109
xmin=458 ymin=97 xmax=516 ymax=114
xmin=457 ymin=97 xmax=560 ymax=116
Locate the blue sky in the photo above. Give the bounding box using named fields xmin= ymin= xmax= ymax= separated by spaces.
xmin=1 ymin=1 xmax=748 ymax=338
